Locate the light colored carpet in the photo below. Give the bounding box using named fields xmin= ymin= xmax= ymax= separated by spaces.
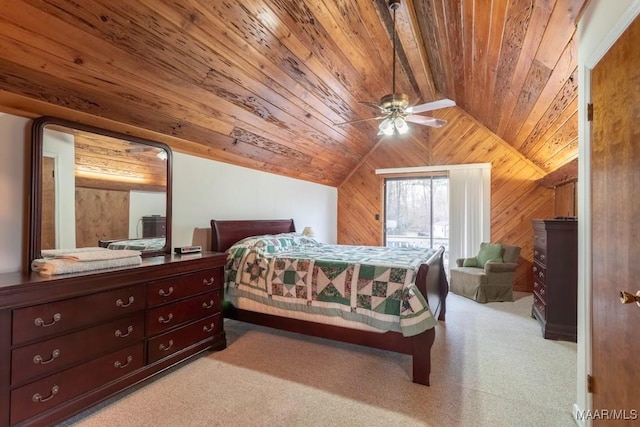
xmin=61 ymin=292 xmax=577 ymax=427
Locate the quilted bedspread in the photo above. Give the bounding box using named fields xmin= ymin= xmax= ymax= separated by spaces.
xmin=225 ymin=233 xmax=438 ymax=336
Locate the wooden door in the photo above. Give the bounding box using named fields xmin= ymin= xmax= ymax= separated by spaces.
xmin=41 ymin=156 xmax=56 ymax=249
xmin=591 ymin=15 xmax=640 ymax=424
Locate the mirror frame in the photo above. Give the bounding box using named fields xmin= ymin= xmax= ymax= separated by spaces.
xmin=28 ymin=116 xmax=173 ymax=265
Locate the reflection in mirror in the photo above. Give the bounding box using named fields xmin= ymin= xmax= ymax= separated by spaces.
xmin=29 ymin=117 xmax=172 ymax=265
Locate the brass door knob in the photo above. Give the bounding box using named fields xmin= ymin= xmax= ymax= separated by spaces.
xmin=619 ymin=290 xmax=640 ymax=306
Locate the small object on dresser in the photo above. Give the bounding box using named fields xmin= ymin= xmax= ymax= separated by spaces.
xmin=174 ymin=245 xmax=202 ymax=254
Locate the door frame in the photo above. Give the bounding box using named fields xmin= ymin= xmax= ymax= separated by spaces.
xmin=42 ymin=151 xmax=60 ymax=249
xmin=576 ymin=1 xmax=640 ymax=425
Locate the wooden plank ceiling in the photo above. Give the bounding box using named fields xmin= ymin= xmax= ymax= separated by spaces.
xmin=0 ymin=0 xmax=586 ymax=187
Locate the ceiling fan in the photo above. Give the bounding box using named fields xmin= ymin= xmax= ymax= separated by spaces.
xmin=338 ymin=0 xmax=455 ymax=136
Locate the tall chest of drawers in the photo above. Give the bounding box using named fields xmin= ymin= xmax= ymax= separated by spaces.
xmin=0 ymin=252 xmax=226 ymax=427
xmin=531 ymin=219 xmax=578 ymax=342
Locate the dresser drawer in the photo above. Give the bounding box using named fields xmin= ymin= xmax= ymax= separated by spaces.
xmin=11 ymin=312 xmax=144 ymax=386
xmin=10 ymin=343 xmax=144 ymax=425
xmin=12 ymin=285 xmax=145 ymax=345
xmin=533 ymin=232 xmax=547 ymax=265
xmin=533 ymin=292 xmax=546 ymax=320
xmin=147 ymin=268 xmax=223 ymax=306
xmin=147 ymin=267 xmax=224 ymax=307
xmin=532 ymin=262 xmax=546 ymax=284
xmin=533 ymin=281 xmax=546 ymax=305
xmin=146 ymin=291 xmax=221 ymax=336
xmin=147 ymin=314 xmax=222 ymax=364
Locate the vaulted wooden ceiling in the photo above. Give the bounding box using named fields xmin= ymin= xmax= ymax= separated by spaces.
xmin=0 ymin=0 xmax=586 ymax=187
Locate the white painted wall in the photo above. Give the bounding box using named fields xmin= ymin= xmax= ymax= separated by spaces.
xmin=0 ymin=113 xmax=337 ymax=273
xmin=129 ymin=191 xmax=166 ymax=238
xmin=0 ymin=113 xmax=30 ymax=273
xmin=575 ymin=1 xmax=640 ymax=425
xmin=172 ymin=151 xmax=337 ymax=248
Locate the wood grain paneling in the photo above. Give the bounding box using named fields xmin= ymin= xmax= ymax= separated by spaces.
xmin=339 ymin=107 xmax=554 ymax=292
xmin=75 ymin=188 xmax=129 ymax=247
xmin=554 ymin=182 xmax=576 ymax=218
xmin=73 ymin=131 xmax=167 ymax=190
xmin=0 ymin=0 xmax=586 ymax=187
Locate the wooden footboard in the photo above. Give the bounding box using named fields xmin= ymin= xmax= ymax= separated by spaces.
xmin=418 ymin=245 xmax=449 ymax=322
xmin=224 ymin=304 xmax=436 ymax=385
xmin=211 ymin=219 xmax=447 ymax=385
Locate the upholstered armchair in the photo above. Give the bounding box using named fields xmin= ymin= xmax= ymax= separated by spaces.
xmin=449 ymin=242 xmax=521 ymax=303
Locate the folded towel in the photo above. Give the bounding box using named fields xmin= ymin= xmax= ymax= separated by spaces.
xmin=31 ymin=256 xmax=142 ymax=276
xmin=41 ymin=247 xmax=108 ymax=257
xmin=54 ymin=249 xmax=142 ymax=262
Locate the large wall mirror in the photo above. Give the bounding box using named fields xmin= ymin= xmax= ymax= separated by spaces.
xmin=29 ymin=116 xmax=172 ymax=265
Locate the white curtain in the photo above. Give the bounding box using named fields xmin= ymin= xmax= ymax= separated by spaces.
xmin=448 ymin=166 xmax=491 ymax=268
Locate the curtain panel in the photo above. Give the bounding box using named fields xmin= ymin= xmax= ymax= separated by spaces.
xmin=448 ymin=166 xmax=491 ymax=266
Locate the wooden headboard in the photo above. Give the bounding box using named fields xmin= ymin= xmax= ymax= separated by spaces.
xmin=210 ymin=219 xmax=296 ymax=252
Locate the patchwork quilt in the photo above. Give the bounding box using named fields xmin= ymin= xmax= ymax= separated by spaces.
xmin=106 ymin=237 xmax=166 ymax=251
xmin=225 ymin=233 xmax=438 ymax=336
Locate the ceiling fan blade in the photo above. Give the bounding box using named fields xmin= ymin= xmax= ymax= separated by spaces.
xmin=359 ymin=101 xmax=385 ymax=112
xmin=408 ymin=98 xmax=456 ymax=114
xmin=334 ymin=115 xmax=388 ymax=125
xmin=405 ymin=115 xmax=447 ymax=128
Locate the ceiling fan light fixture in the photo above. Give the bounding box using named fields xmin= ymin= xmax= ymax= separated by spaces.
xmin=334 ymin=0 xmax=453 ymax=132
xmin=394 ymin=117 xmax=409 ymax=134
xmin=378 ymin=117 xmax=394 ymax=136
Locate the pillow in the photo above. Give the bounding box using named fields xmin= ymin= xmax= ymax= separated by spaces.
xmin=476 ymin=243 xmax=503 ymax=267
xmin=462 ymin=257 xmax=478 ymax=267
xmin=227 ymin=233 xmax=318 ymax=255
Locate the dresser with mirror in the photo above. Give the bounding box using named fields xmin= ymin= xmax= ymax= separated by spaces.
xmin=0 ymin=117 xmax=226 ymax=427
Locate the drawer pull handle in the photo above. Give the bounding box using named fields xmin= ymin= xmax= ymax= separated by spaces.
xmin=159 ymin=340 xmax=174 ymax=351
xmin=33 ymin=349 xmax=60 ymax=365
xmin=202 ymin=300 xmax=215 ymax=309
xmin=34 ymin=313 xmax=61 ymax=327
xmin=114 ymin=355 xmax=133 ymax=369
xmin=158 ymin=313 xmax=173 ymax=324
xmin=159 ymin=287 xmax=174 ymax=297
xmin=115 ymin=326 xmax=134 ymax=338
xmin=540 ymin=254 xmax=545 ymax=261
xmin=203 ymin=276 xmax=215 ymax=286
xmin=203 ymin=323 xmax=215 ymax=333
xmin=538 ymin=272 xmax=544 ymax=278
xmin=32 ymin=385 xmax=59 ymax=403
xmin=116 ymin=296 xmax=135 ymax=308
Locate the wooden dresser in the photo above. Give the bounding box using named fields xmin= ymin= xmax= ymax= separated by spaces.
xmin=142 ymin=215 xmax=167 ymax=238
xmin=0 ymin=252 xmax=226 ymax=427
xmin=531 ymin=219 xmax=578 ymax=342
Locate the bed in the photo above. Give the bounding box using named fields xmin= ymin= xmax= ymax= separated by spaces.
xmin=211 ymin=219 xmax=448 ymax=385
xmin=98 ymin=237 xmax=166 ymax=251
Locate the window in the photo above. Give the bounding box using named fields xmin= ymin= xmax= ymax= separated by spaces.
xmin=378 ymin=164 xmax=491 ymax=269
xmin=384 ymin=175 xmax=449 ymax=256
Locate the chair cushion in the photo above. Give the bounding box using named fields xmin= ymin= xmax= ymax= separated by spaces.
xmin=476 ymin=243 xmax=503 ymax=266
xmin=462 ymin=257 xmax=478 ymax=267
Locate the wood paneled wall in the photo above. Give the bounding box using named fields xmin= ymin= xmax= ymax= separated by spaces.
xmin=554 ymin=181 xmax=577 ymax=217
xmin=338 ymin=107 xmax=555 ymax=292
